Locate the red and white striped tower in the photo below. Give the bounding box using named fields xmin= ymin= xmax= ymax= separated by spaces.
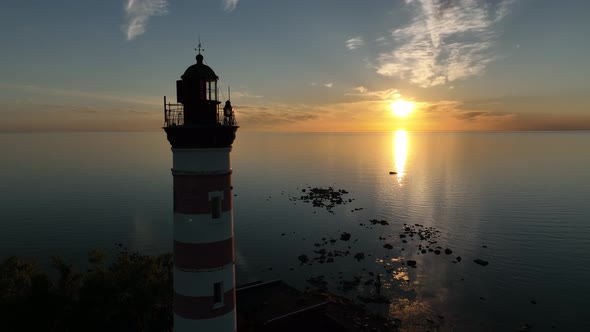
xmin=163 ymin=46 xmax=238 ymax=332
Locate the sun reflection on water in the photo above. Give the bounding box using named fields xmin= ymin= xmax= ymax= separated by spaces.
xmin=394 ymin=129 xmax=408 ymax=186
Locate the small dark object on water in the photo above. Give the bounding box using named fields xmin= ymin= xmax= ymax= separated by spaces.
xmin=354 ymin=252 xmax=365 ymax=261
xmin=383 ymin=244 xmax=393 ymax=250
xmin=456 ymin=256 xmax=462 ymax=262
xmin=375 ymin=275 xmax=382 ymax=295
xmin=340 ymin=232 xmax=351 ymax=241
xmin=444 ymin=248 xmax=453 ymax=255
xmin=407 ymin=260 xmax=417 ymax=268
xmin=474 ymin=259 xmax=489 ymax=266
xmin=281 ymin=233 xmax=285 ymax=236
xmin=482 ymin=245 xmax=488 ymax=248
xmin=519 ymin=323 xmax=532 ymax=332
xmin=298 ymin=254 xmax=309 ymax=263
xmin=369 ymin=219 xmax=389 ymax=226
xmin=530 ymin=300 xmax=537 ymax=304
xmin=434 ymin=249 xmax=441 ymax=255
xmin=480 ymin=297 xmax=486 ymax=301
xmin=389 ymin=171 xmax=397 ymax=175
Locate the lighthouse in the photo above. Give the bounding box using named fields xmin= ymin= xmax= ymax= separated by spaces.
xmin=163 ymin=46 xmax=238 ymax=332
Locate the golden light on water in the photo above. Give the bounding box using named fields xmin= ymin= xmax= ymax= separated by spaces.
xmin=394 ymin=129 xmax=408 ymax=185
xmin=390 ymin=99 xmax=415 ymax=117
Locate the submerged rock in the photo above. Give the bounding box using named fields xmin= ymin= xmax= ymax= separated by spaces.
xmin=369 ymin=219 xmax=390 ymax=226
xmin=473 ymin=259 xmax=489 ymax=266
xmin=354 ymin=252 xmax=365 ymax=261
xmin=298 ymin=254 xmax=309 ymax=263
xmin=290 ymin=186 xmax=353 ymax=213
xmin=340 ymin=232 xmax=352 ymax=241
xmin=407 ymin=260 xmax=417 ymax=268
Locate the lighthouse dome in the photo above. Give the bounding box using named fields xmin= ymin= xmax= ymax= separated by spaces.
xmin=181 ymin=54 xmax=218 ymax=80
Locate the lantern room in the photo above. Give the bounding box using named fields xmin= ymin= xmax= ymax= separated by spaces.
xmin=163 ymin=46 xmax=238 ymax=149
xmin=174 ymin=52 xmax=220 ymax=125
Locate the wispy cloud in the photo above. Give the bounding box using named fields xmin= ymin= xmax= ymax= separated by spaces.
xmin=324 ymin=83 xmax=334 ymax=88
xmin=0 ymin=82 xmax=162 ymax=106
xmin=232 ymin=91 xmax=263 ymax=98
xmin=345 ymin=87 xmax=400 ymax=100
xmin=123 ymin=0 xmax=168 ymax=41
xmin=223 ymin=0 xmax=239 ymax=12
xmin=353 ymin=86 xmax=368 ymax=93
xmin=236 ymin=103 xmax=319 ymax=128
xmin=345 ymin=37 xmax=365 ymax=50
xmin=377 ymin=0 xmax=513 ymax=87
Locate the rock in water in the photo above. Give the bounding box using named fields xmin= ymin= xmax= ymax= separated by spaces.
xmin=298 ymin=254 xmax=309 ymax=263
xmin=473 ymin=259 xmax=489 ymax=266
xmin=444 ymin=248 xmax=453 ymax=255
xmin=407 ymin=260 xmax=417 ymax=268
xmin=340 ymin=232 xmax=351 ymax=241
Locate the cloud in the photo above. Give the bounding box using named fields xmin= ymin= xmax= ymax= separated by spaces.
xmin=123 ymin=0 xmax=168 ymax=41
xmin=0 ymin=82 xmax=162 ymax=107
xmin=353 ymin=86 xmax=368 ymax=93
xmin=232 ymin=91 xmax=263 ymax=98
xmin=345 ymin=87 xmax=400 ymax=100
xmin=422 ymin=100 xmax=515 ymax=123
xmin=345 ymin=37 xmax=365 ymax=50
xmin=223 ymin=0 xmax=239 ymax=11
xmin=235 ymin=103 xmax=319 ymax=127
xmin=324 ymin=83 xmax=334 ymax=88
xmin=377 ymin=0 xmax=513 ymax=87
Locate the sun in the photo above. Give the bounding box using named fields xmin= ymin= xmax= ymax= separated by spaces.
xmin=390 ymin=100 xmax=414 ymax=117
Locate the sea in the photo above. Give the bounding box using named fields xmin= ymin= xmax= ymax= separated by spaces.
xmin=1 ymin=131 xmax=589 ymax=331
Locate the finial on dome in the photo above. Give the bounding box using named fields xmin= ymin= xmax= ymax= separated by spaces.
xmin=194 ymin=37 xmax=205 ymax=64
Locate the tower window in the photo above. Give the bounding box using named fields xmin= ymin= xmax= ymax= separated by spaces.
xmin=213 ymin=282 xmax=223 ymax=304
xmin=211 ymin=196 xmax=221 ymax=219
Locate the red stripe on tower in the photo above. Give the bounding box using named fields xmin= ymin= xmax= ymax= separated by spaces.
xmin=163 ymin=46 xmax=238 ymax=332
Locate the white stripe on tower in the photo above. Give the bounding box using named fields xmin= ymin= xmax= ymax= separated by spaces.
xmin=172 ymin=147 xmax=236 ymax=332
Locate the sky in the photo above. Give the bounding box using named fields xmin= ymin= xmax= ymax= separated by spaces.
xmin=1 ymin=0 xmax=589 ymax=132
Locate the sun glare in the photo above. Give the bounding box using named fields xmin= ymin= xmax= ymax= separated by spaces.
xmin=390 ymin=100 xmax=414 ymax=117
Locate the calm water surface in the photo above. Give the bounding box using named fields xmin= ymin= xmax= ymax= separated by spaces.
xmin=1 ymin=131 xmax=589 ymax=331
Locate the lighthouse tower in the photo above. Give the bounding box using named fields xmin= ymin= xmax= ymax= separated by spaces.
xmin=163 ymin=47 xmax=238 ymax=332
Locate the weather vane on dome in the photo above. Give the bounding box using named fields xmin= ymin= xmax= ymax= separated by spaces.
xmin=195 ymin=36 xmax=204 ymax=55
